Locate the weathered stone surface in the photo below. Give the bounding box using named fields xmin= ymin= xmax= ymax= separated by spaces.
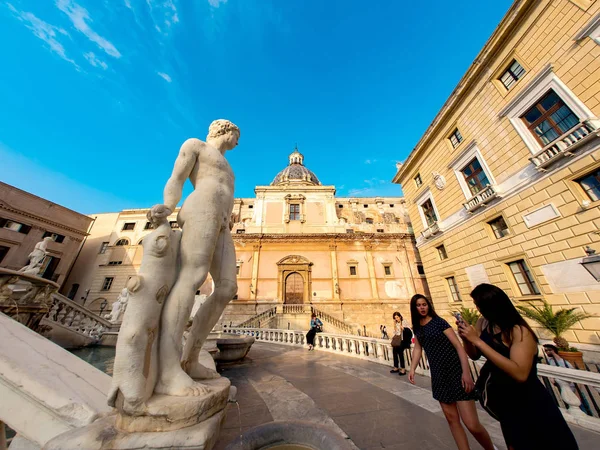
xmin=0 ymin=312 xmax=111 ymax=447
xmin=223 ymin=420 xmax=357 ymax=450
xmin=43 ymin=409 xmax=227 ymax=450
xmin=115 ymin=377 xmax=230 ymax=432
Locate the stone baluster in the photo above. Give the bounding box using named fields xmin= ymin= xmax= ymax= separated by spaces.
xmin=556 ymin=379 xmax=588 ymax=420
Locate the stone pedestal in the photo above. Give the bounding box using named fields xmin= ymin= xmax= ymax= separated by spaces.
xmin=43 ymin=409 xmax=227 ymax=450
xmin=43 ymin=376 xmax=231 ymax=450
xmin=41 ymin=349 xmax=231 ymax=450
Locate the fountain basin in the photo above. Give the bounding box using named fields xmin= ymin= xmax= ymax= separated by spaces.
xmin=224 ymin=421 xmax=356 ymax=450
xmin=214 ymin=334 xmax=255 ymax=362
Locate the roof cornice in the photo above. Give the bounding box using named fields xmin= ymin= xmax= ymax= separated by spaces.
xmin=392 ymin=0 xmax=539 ymax=184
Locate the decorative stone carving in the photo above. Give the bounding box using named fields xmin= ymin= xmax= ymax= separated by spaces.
xmin=353 ymin=211 xmax=366 ymax=223
xmin=382 ymin=212 xmax=398 ymax=224
xmin=104 ymin=287 xmax=130 ymax=323
xmin=19 ymin=237 xmax=53 ymax=276
xmin=432 ymin=171 xmax=446 ymax=190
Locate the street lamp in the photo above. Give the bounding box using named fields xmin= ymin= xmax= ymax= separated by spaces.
xmin=580 ymin=246 xmax=600 ymax=282
xmin=99 ymin=299 xmax=109 ymax=315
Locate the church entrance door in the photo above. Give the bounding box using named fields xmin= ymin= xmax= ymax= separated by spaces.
xmin=285 ymin=272 xmax=304 ymax=304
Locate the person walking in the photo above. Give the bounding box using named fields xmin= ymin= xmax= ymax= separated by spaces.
xmin=408 ymin=294 xmax=496 ymax=450
xmin=458 ymin=284 xmax=578 ymax=450
xmin=306 ymin=313 xmax=323 ymax=351
xmin=390 ymin=312 xmax=409 ymax=375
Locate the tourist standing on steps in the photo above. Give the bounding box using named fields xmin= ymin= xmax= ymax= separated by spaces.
xmin=408 ymin=294 xmax=496 ymax=450
xmin=306 ymin=313 xmax=323 ymax=351
xmin=459 ymin=284 xmax=579 ymax=450
xmin=390 ymin=312 xmax=409 ymax=375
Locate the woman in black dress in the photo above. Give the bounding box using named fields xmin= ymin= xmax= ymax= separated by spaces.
xmin=458 ymin=284 xmax=578 ymax=450
xmin=408 ymin=294 xmax=495 ymax=450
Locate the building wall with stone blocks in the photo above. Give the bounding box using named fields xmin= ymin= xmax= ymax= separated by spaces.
xmin=65 ymin=149 xmax=428 ymax=336
xmin=393 ymin=0 xmax=600 ymax=347
xmin=0 ymin=181 xmax=93 ymax=288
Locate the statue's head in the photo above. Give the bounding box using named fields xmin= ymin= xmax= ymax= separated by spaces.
xmin=43 ymin=237 xmax=54 ymax=243
xmin=207 ymin=119 xmax=240 ymax=151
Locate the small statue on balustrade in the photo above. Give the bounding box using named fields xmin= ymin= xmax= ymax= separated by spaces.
xmin=19 ymin=237 xmax=53 ymax=276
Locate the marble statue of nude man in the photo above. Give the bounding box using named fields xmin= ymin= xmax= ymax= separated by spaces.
xmin=151 ymin=119 xmax=240 ymax=397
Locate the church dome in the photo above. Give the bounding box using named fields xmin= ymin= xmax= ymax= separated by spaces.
xmin=271 ymin=147 xmax=322 ymax=186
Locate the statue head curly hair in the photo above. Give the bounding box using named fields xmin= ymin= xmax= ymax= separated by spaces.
xmin=207 ymin=119 xmax=240 ymax=140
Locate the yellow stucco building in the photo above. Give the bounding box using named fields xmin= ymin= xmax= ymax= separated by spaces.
xmin=64 ymin=148 xmax=428 ymax=335
xmin=393 ymin=0 xmax=600 ymax=351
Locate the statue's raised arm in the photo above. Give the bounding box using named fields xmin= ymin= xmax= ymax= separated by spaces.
xmin=162 ymin=138 xmax=207 ymax=213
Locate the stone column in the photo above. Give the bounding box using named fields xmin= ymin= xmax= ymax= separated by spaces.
xmin=329 ymin=243 xmax=340 ymax=300
xmin=365 ymin=243 xmax=379 ymax=300
xmin=398 ymin=239 xmax=417 ymax=297
xmin=251 ymin=243 xmax=261 ymax=301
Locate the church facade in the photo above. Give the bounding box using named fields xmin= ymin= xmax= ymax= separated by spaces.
xmin=63 ymin=149 xmax=428 ymax=335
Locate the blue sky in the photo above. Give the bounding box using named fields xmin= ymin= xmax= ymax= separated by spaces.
xmin=1 ymin=0 xmax=512 ymax=214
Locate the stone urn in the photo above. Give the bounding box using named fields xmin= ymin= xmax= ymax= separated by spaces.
xmin=215 ymin=335 xmax=255 ymax=362
xmin=224 ymin=421 xmax=356 ymax=450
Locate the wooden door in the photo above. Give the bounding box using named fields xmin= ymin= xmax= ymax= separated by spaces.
xmin=285 ymin=272 xmax=304 ymax=304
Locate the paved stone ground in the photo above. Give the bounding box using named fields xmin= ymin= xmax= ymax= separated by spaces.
xmin=214 ymin=342 xmax=600 ymax=450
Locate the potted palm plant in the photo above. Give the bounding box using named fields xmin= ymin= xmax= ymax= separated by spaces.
xmin=516 ymin=300 xmax=594 ymax=369
xmin=452 ymin=306 xmax=480 ymax=326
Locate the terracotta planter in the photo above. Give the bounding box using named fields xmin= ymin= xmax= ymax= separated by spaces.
xmin=558 ymin=350 xmax=585 ymax=369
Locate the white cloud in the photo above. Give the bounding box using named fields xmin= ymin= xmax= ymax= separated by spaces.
xmin=146 ymin=0 xmax=179 ymax=31
xmin=157 ymin=71 xmax=172 ymax=82
xmin=124 ymin=0 xmax=132 ymax=8
xmin=6 ymin=3 xmax=78 ymax=68
xmin=346 ymin=178 xmax=399 ymax=197
xmin=56 ymin=0 xmax=121 ymax=58
xmin=364 ymin=159 xmax=378 ymax=164
xmin=208 ymin=0 xmax=228 ymax=7
xmin=84 ymin=51 xmax=108 ymax=69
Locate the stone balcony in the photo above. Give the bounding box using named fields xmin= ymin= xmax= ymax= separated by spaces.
xmin=530 ymin=120 xmax=600 ymax=171
xmin=420 ymin=221 xmax=441 ymax=240
xmin=463 ymin=184 xmax=500 ymax=213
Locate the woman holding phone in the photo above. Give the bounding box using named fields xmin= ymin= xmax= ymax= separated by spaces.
xmin=408 ymin=294 xmax=496 ymax=450
xmin=458 ymin=284 xmax=578 ymax=449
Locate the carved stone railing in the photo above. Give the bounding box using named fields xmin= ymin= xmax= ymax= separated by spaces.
xmin=420 ymin=222 xmax=440 ymax=240
xmin=43 ymin=293 xmax=113 ymax=343
xmin=224 ymin=327 xmax=429 ymax=375
xmin=225 ymin=327 xmax=600 ymax=432
xmin=281 ymin=304 xmax=311 ymax=314
xmin=310 ymin=306 xmax=355 ymax=335
xmin=0 ymin=268 xmax=59 ymax=333
xmin=235 ymin=306 xmax=277 ymax=328
xmin=463 ymin=185 xmax=499 ymax=213
xmin=530 ymin=120 xmax=599 ymax=171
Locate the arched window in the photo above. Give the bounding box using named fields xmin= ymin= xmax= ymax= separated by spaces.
xmin=115 ymin=238 xmax=130 ymax=246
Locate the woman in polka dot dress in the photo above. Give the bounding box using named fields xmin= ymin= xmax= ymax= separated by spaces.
xmin=408 ymin=294 xmax=496 ymax=450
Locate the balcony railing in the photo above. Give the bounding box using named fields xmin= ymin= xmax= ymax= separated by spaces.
xmin=463 ymin=184 xmax=499 ymax=213
xmin=530 ymin=120 xmax=599 ymax=171
xmin=421 ymin=222 xmax=440 ymax=240
xmin=225 ymin=327 xmax=600 ymax=432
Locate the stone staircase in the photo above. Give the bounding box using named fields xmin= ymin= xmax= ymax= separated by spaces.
xmin=234 ymin=304 xmax=358 ymax=335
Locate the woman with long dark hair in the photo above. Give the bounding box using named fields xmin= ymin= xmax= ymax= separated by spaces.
xmin=408 ymin=294 xmax=495 ymax=450
xmin=390 ymin=312 xmax=408 ymax=375
xmin=458 ymin=283 xmax=578 ymax=450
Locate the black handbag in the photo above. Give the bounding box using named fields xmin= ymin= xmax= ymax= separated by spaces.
xmin=475 ymin=364 xmax=503 ymax=421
